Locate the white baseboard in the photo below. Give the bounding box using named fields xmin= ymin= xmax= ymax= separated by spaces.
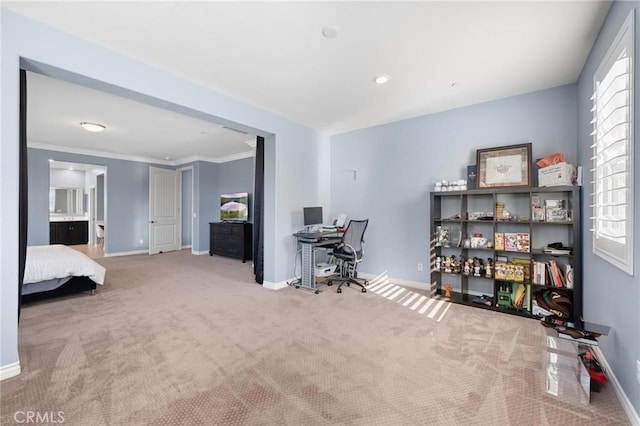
xmin=592 ymin=346 xmax=640 ymax=425
xmin=104 ymin=249 xmax=147 ymax=257
xmin=192 ymin=250 xmax=209 ymax=256
xmin=0 ymin=360 xmax=20 ymax=381
xmin=262 ymin=280 xmax=289 ymax=290
xmin=181 ymin=244 xmax=192 ymax=249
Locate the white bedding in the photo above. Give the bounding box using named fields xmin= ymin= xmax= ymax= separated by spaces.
xmin=24 ymin=245 xmax=106 ymax=285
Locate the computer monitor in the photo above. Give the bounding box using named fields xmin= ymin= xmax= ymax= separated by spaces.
xmin=303 ymin=207 xmax=323 ymax=226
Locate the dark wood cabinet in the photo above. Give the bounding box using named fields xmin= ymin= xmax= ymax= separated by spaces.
xmin=209 ymin=222 xmax=252 ymax=262
xmin=50 ymin=221 xmax=89 ymax=245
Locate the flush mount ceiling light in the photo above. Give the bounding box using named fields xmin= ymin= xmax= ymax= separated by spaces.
xmin=373 ymin=74 xmax=391 ymax=85
xmin=80 ymin=122 xmax=106 ymax=132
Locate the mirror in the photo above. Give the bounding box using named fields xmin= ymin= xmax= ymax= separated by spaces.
xmin=49 ymin=187 xmax=83 ymax=215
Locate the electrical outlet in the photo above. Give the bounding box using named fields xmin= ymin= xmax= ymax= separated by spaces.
xmin=417 ymin=263 xmax=424 ymax=272
xmin=139 ymin=239 xmax=144 ymax=245
xmin=637 ymin=360 xmax=640 ymax=384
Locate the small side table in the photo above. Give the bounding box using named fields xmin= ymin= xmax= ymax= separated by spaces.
xmin=541 ymin=317 xmax=610 ymax=405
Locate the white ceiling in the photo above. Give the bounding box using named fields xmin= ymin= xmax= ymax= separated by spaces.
xmin=27 ymin=72 xmax=256 ymax=164
xmin=6 ymin=1 xmax=611 ymax=162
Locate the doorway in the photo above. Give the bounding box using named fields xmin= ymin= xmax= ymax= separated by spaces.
xmin=49 ymin=160 xmax=106 ymax=256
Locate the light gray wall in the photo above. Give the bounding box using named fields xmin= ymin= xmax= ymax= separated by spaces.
xmin=27 ymin=153 xmax=50 ymax=246
xmin=50 ymin=169 xmax=85 ymax=188
xmin=96 ymin=174 xmax=104 ymax=221
xmin=218 ymin=157 xmax=255 ymax=221
xmin=27 ymin=148 xmax=172 ymax=253
xmin=181 ymin=168 xmax=193 ymax=247
xmin=577 ymin=2 xmax=639 ymax=415
xmin=29 ymin=150 xmax=248 ymax=254
xmin=331 ymin=84 xmax=577 ymax=284
xmin=180 ymin=157 xmax=255 ymax=253
xmin=195 ymin=161 xmax=218 ymax=253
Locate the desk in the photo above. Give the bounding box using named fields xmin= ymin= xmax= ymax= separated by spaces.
xmin=293 ymin=232 xmax=341 ymax=293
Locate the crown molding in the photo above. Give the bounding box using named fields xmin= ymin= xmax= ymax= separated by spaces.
xmin=28 ymin=142 xmax=175 ymax=165
xmin=29 ymin=142 xmax=254 ymax=166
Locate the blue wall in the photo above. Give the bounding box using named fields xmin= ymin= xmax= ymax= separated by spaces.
xmin=176 ymin=157 xmax=254 ymax=253
xmin=28 ymin=148 xmax=168 ymax=253
xmin=577 ymin=2 xmax=639 ymax=415
xmin=28 ymin=149 xmax=254 ymax=255
xmin=96 ymin=174 xmax=105 ymax=221
xmin=181 ymin=168 xmax=193 ymax=247
xmin=2 ymin=9 xmax=329 ymax=370
xmin=218 ymin=157 xmax=255 ymax=221
xmin=331 ymin=85 xmax=577 ymax=285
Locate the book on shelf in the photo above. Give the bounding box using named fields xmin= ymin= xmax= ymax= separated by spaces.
xmin=533 ymin=261 xmax=549 ymax=285
xmin=565 ymin=264 xmax=574 ymax=289
xmin=548 ymin=259 xmax=565 ymax=288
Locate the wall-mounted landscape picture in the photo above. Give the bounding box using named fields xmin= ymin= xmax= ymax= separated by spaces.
xmin=220 ymin=192 xmax=249 ymax=221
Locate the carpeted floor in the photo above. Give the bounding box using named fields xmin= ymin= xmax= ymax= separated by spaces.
xmin=1 ymin=250 xmax=629 ymax=425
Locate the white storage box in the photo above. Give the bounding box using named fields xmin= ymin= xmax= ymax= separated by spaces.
xmin=538 ymin=163 xmax=575 ymax=187
xmin=315 ymin=262 xmax=337 ymax=277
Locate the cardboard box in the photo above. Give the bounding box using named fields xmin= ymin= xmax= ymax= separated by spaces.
xmin=516 ymin=233 xmax=530 ymax=253
xmin=538 ymin=163 xmax=575 ymax=187
xmin=505 ymin=233 xmax=517 ymax=251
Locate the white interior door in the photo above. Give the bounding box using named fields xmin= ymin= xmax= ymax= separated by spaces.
xmin=149 ymin=167 xmax=181 ymax=255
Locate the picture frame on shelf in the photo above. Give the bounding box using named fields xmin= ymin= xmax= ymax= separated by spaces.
xmin=476 ymin=143 xmax=532 ymax=189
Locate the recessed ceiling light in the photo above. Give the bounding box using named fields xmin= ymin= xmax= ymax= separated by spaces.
xmin=80 ymin=122 xmax=106 ymax=132
xmin=321 ymin=26 xmax=339 ymax=39
xmin=451 ymin=82 xmax=460 ymax=87
xmin=165 ymin=156 xmax=171 ymax=160
xmin=373 ymin=74 xmax=391 ymax=85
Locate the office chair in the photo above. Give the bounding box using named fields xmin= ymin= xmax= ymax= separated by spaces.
xmin=326 ymin=219 xmax=369 ymax=293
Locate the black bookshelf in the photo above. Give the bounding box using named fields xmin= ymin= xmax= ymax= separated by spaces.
xmin=430 ymin=186 xmax=581 ymax=321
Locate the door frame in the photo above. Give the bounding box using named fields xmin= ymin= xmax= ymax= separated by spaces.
xmin=178 ymin=166 xmax=195 ymax=254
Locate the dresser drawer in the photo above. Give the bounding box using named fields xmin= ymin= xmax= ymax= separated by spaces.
xmin=209 ymin=222 xmax=252 ymax=262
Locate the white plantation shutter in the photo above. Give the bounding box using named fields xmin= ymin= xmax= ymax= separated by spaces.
xmin=591 ymin=12 xmax=634 ymax=275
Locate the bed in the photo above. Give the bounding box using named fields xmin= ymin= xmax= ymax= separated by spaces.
xmin=22 ymin=245 xmax=106 ymax=302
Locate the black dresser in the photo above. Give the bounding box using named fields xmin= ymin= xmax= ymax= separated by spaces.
xmin=50 ymin=220 xmax=89 ymax=245
xmin=209 ymin=222 xmax=252 ymax=262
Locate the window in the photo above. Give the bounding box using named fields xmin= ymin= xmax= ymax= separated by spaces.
xmin=591 ymin=11 xmax=634 ymax=275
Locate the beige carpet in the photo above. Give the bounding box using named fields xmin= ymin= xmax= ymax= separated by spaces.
xmin=1 ymin=250 xmax=629 ymax=425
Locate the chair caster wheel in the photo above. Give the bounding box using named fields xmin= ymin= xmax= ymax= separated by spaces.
xmin=361 ymin=288 xmax=367 ymax=293
xmin=337 ymin=288 xmax=342 ymax=293
xmin=327 ymin=282 xmax=333 ymax=286
xmin=347 ymin=283 xmax=351 ymax=287
xmin=315 ymin=290 xmax=320 ymax=294
xmin=295 ymin=285 xmax=300 ymax=289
